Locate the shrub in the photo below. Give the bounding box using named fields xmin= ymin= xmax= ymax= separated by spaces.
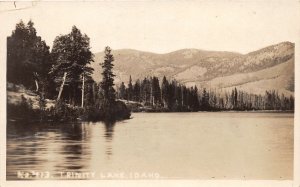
xmin=7 ymin=95 xmax=38 ymax=121
xmin=47 ymin=101 xmax=81 ymax=122
xmin=98 ymin=100 xmax=131 ymax=121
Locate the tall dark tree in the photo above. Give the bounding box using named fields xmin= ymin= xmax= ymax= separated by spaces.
xmin=151 ymin=76 xmax=161 ymax=105
xmin=167 ymin=80 xmax=176 ymax=110
xmin=161 ymin=76 xmax=169 ymax=108
xmin=141 ymin=78 xmax=151 ymax=105
xmin=51 ymin=26 xmax=94 ymax=105
xmin=192 ymin=86 xmax=200 ymax=111
xmin=133 ymin=80 xmax=141 ymax=102
xmin=119 ymin=82 xmax=126 ymax=100
xmin=7 ymin=20 xmax=52 ymax=92
xmin=127 ymin=75 xmax=133 ymax=101
xmin=100 ymin=46 xmax=116 ymax=105
xmin=201 ymin=88 xmax=210 ymax=110
xmin=233 ymin=87 xmax=238 ymax=109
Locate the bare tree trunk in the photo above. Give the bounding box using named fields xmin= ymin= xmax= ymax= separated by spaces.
xmin=57 ymin=72 xmax=67 ymax=102
xmin=81 ymin=74 xmax=85 ymax=108
xmin=35 ymin=80 xmax=39 ymax=92
xmin=33 ymin=72 xmax=39 ymax=92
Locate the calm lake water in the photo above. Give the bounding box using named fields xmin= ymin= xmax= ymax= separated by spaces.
xmin=7 ymin=112 xmax=294 ymax=180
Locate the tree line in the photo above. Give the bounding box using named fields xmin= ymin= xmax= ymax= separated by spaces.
xmin=116 ymin=76 xmax=294 ymax=111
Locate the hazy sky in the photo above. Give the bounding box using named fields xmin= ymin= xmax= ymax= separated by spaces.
xmin=1 ymin=1 xmax=299 ymax=54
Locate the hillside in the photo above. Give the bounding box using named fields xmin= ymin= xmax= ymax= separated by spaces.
xmin=91 ymin=42 xmax=294 ymax=95
xmin=7 ymin=83 xmax=55 ymax=110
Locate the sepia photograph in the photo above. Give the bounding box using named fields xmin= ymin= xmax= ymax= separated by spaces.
xmin=0 ymin=0 xmax=299 ymax=187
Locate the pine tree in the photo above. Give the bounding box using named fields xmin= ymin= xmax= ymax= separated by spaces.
xmin=151 ymin=76 xmax=161 ymax=105
xmin=161 ymin=76 xmax=169 ymax=108
xmin=100 ymin=46 xmax=116 ymax=106
xmin=51 ymin=26 xmax=94 ymax=105
xmin=234 ymin=87 xmax=238 ymax=109
xmin=141 ymin=78 xmax=151 ymax=105
xmin=193 ymin=86 xmax=200 ymax=111
xmin=119 ymin=82 xmax=126 ymax=100
xmin=127 ymin=75 xmax=133 ymax=101
xmin=201 ymin=88 xmax=210 ymax=110
xmin=7 ymin=20 xmax=52 ymax=92
xmin=133 ymin=80 xmax=141 ymax=102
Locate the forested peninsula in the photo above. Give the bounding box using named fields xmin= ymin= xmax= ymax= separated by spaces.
xmin=7 ymin=21 xmax=130 ymax=122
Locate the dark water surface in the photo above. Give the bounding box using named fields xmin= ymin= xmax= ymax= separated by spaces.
xmin=7 ymin=112 xmax=294 ymax=180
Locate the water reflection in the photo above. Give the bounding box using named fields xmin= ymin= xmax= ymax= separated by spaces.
xmin=7 ymin=122 xmax=51 ymax=175
xmin=57 ymin=124 xmax=87 ymax=171
xmin=104 ymin=121 xmax=115 ymax=141
xmin=103 ymin=121 xmax=116 ymax=157
xmin=7 ymin=121 xmax=93 ymax=178
xmin=7 ymin=113 xmax=294 ymax=180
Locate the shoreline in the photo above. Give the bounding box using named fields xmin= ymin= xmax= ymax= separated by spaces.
xmin=7 ymin=110 xmax=294 ymax=124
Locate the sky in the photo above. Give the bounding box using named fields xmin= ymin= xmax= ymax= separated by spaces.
xmin=0 ymin=0 xmax=300 ymax=54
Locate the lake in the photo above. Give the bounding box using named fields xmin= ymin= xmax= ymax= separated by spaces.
xmin=6 ymin=112 xmax=294 ymax=180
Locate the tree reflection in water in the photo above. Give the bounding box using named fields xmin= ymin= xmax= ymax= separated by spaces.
xmin=103 ymin=121 xmax=116 ymax=157
xmin=58 ymin=123 xmax=86 ymax=170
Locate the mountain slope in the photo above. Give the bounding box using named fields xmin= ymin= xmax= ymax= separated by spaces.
xmin=91 ymin=41 xmax=294 ymax=95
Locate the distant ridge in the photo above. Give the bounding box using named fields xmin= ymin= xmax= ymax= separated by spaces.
xmin=91 ymin=41 xmax=294 ymax=96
